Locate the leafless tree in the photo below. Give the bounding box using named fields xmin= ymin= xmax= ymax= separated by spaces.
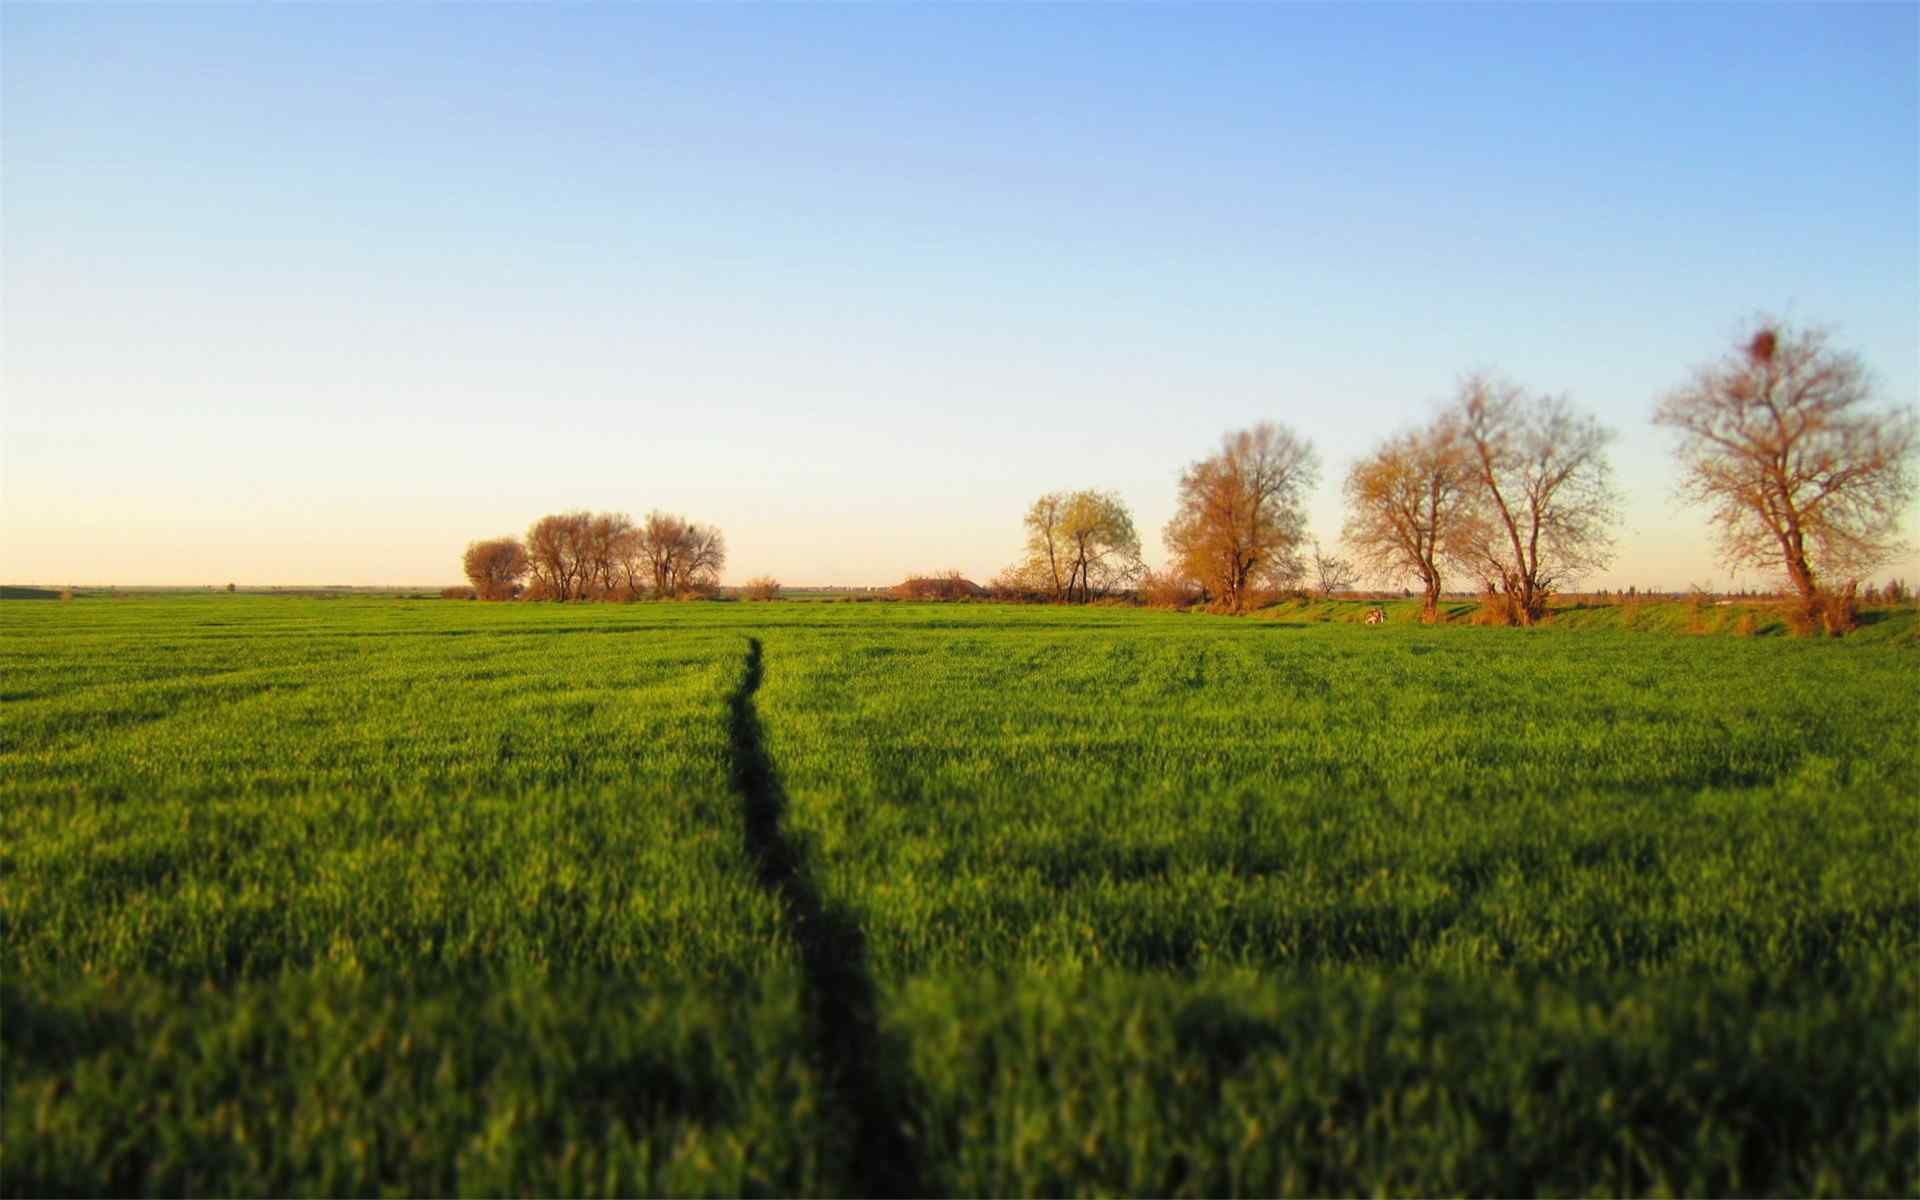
xmin=1164 ymin=422 xmax=1319 ymax=612
xmin=525 ymin=511 xmax=596 ymax=601
xmin=638 ymin=511 xmax=727 ymax=598
xmin=1655 ymin=320 xmax=1917 ymax=613
xmin=584 ymin=512 xmax=636 ymax=599
xmin=1342 ymin=422 xmax=1476 ymax=620
xmin=679 ymin=524 xmax=726 ymax=596
xmin=1449 ymin=374 xmax=1620 ymax=624
xmin=463 ymin=537 xmax=530 ymax=600
xmin=1005 ymin=490 xmax=1144 ymax=602
xmin=1308 ymin=538 xmax=1359 ymax=598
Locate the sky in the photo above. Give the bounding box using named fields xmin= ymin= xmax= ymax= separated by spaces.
xmin=4 ymin=4 xmax=1916 ymax=590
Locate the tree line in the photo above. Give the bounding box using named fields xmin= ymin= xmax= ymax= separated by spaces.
xmin=460 ymin=319 xmax=1916 ymax=626
xmin=462 ymin=511 xmax=726 ymax=601
xmin=998 ymin=318 xmax=1916 ymax=628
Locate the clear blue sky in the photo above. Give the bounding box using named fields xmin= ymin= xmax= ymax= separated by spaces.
xmin=5 ymin=4 xmax=1915 ymax=588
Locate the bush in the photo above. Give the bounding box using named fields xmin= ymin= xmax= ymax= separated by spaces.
xmin=987 ymin=569 xmax=1047 ymax=603
xmin=1470 ymin=589 xmax=1514 ymax=627
xmin=1819 ymin=582 xmax=1859 ymax=638
xmin=1784 ymin=600 xmax=1818 ymax=638
xmin=440 ymin=586 xmax=478 ymax=600
xmin=892 ymin=573 xmax=984 ymax=601
xmin=1140 ymin=570 xmax=1200 ymax=610
xmin=742 ymin=577 xmax=782 ymax=602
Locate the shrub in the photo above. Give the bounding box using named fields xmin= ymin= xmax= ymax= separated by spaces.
xmin=441 ymin=586 xmax=478 ymax=600
xmin=743 ymin=577 xmax=782 ymax=602
xmin=1819 ymin=582 xmax=1859 ymax=638
xmin=1470 ymin=589 xmax=1514 ymax=627
xmin=892 ymin=573 xmax=984 ymax=601
xmin=1783 ymin=598 xmax=1819 ymax=637
xmin=1140 ymin=570 xmax=1200 ymax=610
xmin=987 ymin=569 xmax=1048 ymax=603
xmin=1684 ymin=585 xmax=1714 ymax=634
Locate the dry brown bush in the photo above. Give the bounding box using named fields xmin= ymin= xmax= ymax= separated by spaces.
xmin=1469 ymin=589 xmax=1512 ymax=626
xmin=892 ymin=572 xmax=983 ymax=601
xmin=743 ymin=576 xmax=782 ymax=601
xmin=1820 ymin=582 xmax=1859 ymax=637
xmin=987 ymin=568 xmax=1044 ymax=602
xmin=441 ymin=586 xmax=478 ymax=600
xmin=1783 ymin=599 xmax=1818 ymax=637
xmin=1684 ymin=586 xmax=1713 ymax=634
xmin=1140 ymin=569 xmax=1201 ymax=610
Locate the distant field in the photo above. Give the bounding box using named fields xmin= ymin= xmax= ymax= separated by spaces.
xmin=4 ymin=595 xmax=1916 ymax=1195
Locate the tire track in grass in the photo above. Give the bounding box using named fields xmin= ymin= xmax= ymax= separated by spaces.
xmin=727 ymin=637 xmax=925 ymax=1198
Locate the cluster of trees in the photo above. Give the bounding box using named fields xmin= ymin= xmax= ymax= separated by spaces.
xmin=461 ymin=511 xmax=726 ymax=601
xmin=1002 ymin=319 xmax=1915 ymax=625
xmin=1002 ymin=422 xmax=1322 ymax=613
xmin=1343 ymin=373 xmax=1620 ymax=624
xmin=993 ymin=492 xmax=1144 ymax=602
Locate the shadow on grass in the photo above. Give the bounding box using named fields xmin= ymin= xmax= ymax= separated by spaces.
xmin=727 ymin=637 xmax=925 ymax=1198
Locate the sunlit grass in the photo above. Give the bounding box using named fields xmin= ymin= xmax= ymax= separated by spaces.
xmin=3 ymin=594 xmax=1914 ymax=1194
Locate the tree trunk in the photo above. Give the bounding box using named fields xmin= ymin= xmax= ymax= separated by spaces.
xmin=1781 ymin=528 xmax=1819 ymax=605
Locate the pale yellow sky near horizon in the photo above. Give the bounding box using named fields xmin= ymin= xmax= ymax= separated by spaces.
xmin=7 ymin=416 xmax=1916 ymax=593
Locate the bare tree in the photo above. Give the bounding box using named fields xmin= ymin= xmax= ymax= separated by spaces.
xmin=638 ymin=512 xmax=689 ymax=599
xmin=1005 ymin=490 xmax=1144 ymax=602
xmin=637 ymin=511 xmax=727 ymax=598
xmin=1164 ymin=422 xmax=1319 ymax=612
xmin=1342 ymin=422 xmax=1476 ymax=620
xmin=525 ymin=511 xmax=595 ymax=601
xmin=463 ymin=537 xmax=529 ymax=600
xmin=680 ymin=524 xmax=727 ymax=596
xmin=613 ymin=522 xmax=650 ymax=598
xmin=1655 ymin=321 xmax=1917 ymax=611
xmin=1449 ymin=374 xmax=1620 ymax=624
xmin=584 ymin=512 xmax=636 ymax=599
xmin=1308 ymin=538 xmax=1359 ymax=598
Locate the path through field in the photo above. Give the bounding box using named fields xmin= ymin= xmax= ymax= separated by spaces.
xmin=727 ymin=636 xmax=925 ymax=1197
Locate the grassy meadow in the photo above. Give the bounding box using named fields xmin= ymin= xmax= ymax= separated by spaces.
xmin=3 ymin=594 xmax=1916 ymax=1195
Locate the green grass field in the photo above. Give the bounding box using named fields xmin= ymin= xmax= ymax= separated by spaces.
xmin=4 ymin=595 xmax=1916 ymax=1195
